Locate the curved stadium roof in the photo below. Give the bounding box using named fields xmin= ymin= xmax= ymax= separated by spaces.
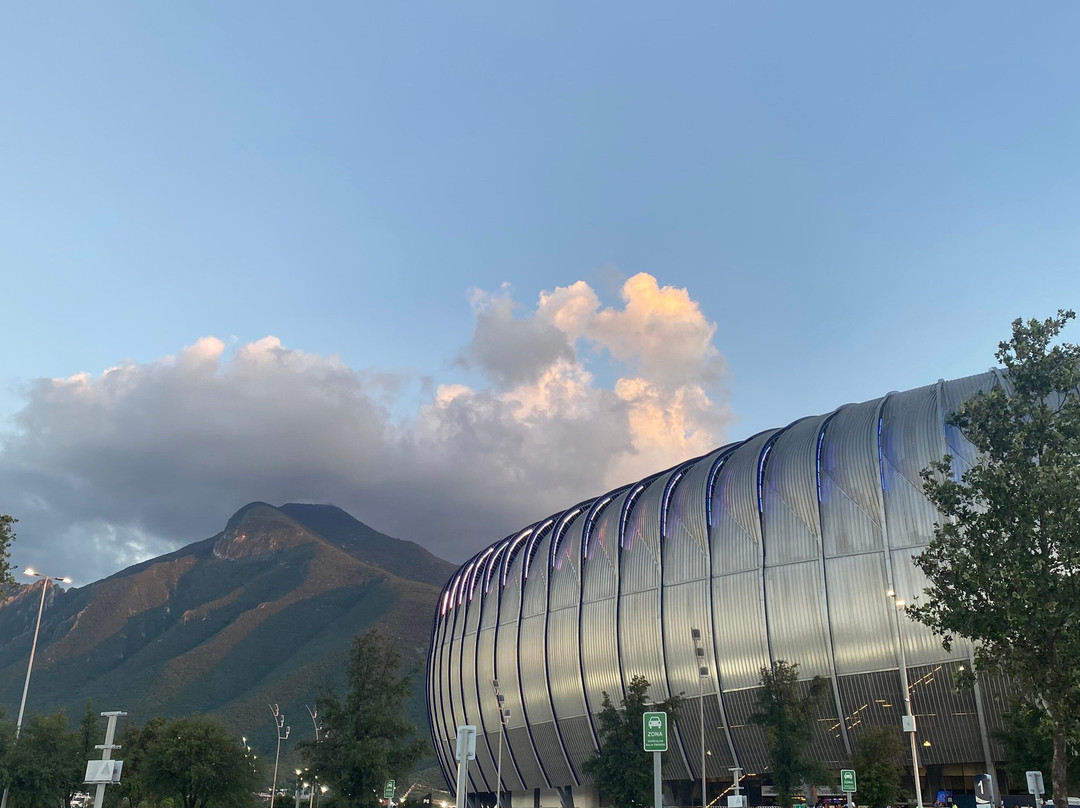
xmin=427 ymin=369 xmax=1009 ymax=795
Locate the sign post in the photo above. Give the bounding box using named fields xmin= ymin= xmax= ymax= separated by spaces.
xmin=1026 ymin=771 xmax=1045 ymax=808
xmin=841 ymin=769 xmax=857 ymax=808
xmin=384 ymin=781 xmax=396 ymax=802
xmin=643 ymin=712 xmax=667 ymax=808
xmin=455 ymin=726 xmax=477 ymax=808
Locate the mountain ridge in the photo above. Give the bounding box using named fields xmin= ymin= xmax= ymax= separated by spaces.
xmin=0 ymin=502 xmax=456 ymax=762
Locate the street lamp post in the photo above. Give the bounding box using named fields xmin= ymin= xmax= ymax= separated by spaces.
xmin=692 ymin=629 xmax=708 ymax=808
xmin=491 ymin=680 xmax=510 ymax=808
xmin=269 ymin=704 xmax=290 ymax=808
xmin=888 ymin=591 xmax=924 ymax=808
xmin=0 ymin=569 xmax=72 ymax=808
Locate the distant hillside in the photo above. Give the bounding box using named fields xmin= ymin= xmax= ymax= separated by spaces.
xmin=0 ymin=503 xmax=456 ymax=767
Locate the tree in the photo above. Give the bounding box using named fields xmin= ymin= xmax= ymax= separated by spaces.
xmin=749 ymin=660 xmax=829 ymax=808
xmin=850 ymin=726 xmax=905 ymax=808
xmin=993 ymin=703 xmax=1080 ymax=796
xmin=912 ymin=310 xmax=1080 ymax=808
xmin=0 ymin=513 xmax=18 ymax=594
xmin=106 ymin=717 xmax=167 ymax=808
xmin=581 ymin=675 xmax=684 ymax=808
xmin=141 ymin=716 xmax=259 ymax=808
xmin=5 ymin=711 xmax=79 ymax=808
xmin=62 ymin=702 xmax=101 ymax=808
xmin=297 ymin=629 xmax=426 ymax=808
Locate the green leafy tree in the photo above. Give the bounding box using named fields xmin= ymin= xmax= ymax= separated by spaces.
xmin=0 ymin=514 xmax=18 ymax=594
xmin=63 ymin=702 xmax=101 ymax=808
xmin=582 ymin=675 xmax=684 ymax=808
xmin=5 ymin=711 xmax=78 ymax=808
xmin=297 ymin=629 xmax=426 ymax=808
xmin=993 ymin=703 xmax=1080 ymax=796
xmin=750 ymin=660 xmax=829 ymax=808
xmin=142 ymin=716 xmax=259 ymax=808
xmin=912 ymin=310 xmax=1080 ymax=808
xmin=850 ymin=726 xmax=905 ymax=808
xmin=106 ymin=717 xmax=167 ymax=808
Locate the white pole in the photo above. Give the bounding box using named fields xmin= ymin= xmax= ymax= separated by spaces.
xmin=653 ymin=751 xmax=662 ymax=808
xmin=91 ymin=712 xmax=125 ymax=808
xmin=456 ymin=754 xmax=469 ymax=808
xmin=269 ymin=705 xmax=289 ymax=808
xmin=0 ymin=575 xmax=61 ymax=808
xmin=496 ymin=712 xmax=505 ymax=808
xmin=893 ymin=599 xmax=924 ymax=808
xmin=700 ymin=674 xmax=706 ymax=808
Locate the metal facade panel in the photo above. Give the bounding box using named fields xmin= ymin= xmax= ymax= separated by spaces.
xmin=889 ymin=547 xmax=972 ymax=666
xmin=618 ymin=592 xmax=666 ymax=703
xmin=940 ymin=372 xmax=997 ymax=472
xmin=546 ymin=607 xmax=588 ymax=718
xmin=664 ymin=451 xmax=722 ymax=585
xmin=620 ymin=474 xmax=667 ymax=594
xmin=505 ymin=726 xmax=546 ymax=789
xmin=710 ymin=432 xmax=774 ymax=575
xmin=801 ymin=677 xmax=847 ymax=768
xmin=763 ymin=561 xmax=831 ymax=677
xmin=712 ymin=571 xmax=769 ymax=690
xmin=838 ymin=670 xmax=906 ymax=736
xmin=580 ymin=597 xmax=623 ymax=715
xmin=825 ymin=553 xmax=895 ymax=674
xmin=520 ymin=614 xmax=555 ymax=724
xmin=722 ymin=688 xmax=770 ymax=771
xmin=677 ymin=695 xmax=736 ymax=776
xmin=522 ymin=532 xmax=553 ymax=617
xmin=907 ymin=660 xmax=984 ymax=764
xmin=880 ymin=384 xmax=945 ymax=550
xmin=582 ymin=490 xmax=627 ymax=601
xmin=528 ymin=722 xmax=573 ymax=786
xmin=549 ymin=511 xmax=584 ymax=610
xmin=763 ymin=416 xmax=825 ymax=565
xmin=820 ymin=400 xmax=884 ymax=557
xmin=557 ymin=716 xmax=598 ymax=783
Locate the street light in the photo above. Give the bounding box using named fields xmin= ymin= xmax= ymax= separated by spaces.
xmin=0 ymin=568 xmax=73 ymax=808
xmin=888 ymin=591 xmax=924 ymax=808
xmin=691 ymin=629 xmax=708 ymax=808
xmin=491 ymin=680 xmax=510 ymax=808
xmin=268 ymin=704 xmax=290 ymax=808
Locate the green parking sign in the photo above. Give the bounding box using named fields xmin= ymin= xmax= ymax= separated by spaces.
xmin=384 ymin=780 xmax=396 ymax=800
xmin=841 ymin=770 xmax=857 ymax=793
xmin=643 ymin=712 xmax=667 ymax=752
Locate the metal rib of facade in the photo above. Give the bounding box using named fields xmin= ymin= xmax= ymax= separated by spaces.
xmin=427 ymin=370 xmax=1011 ymax=794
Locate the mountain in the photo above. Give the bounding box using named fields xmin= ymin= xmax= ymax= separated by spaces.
xmin=0 ymin=503 xmax=457 ymax=762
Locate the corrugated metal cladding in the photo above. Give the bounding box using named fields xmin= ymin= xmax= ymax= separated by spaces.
xmin=428 ymin=371 xmax=1013 ymax=793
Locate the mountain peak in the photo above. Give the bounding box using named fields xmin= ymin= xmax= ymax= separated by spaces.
xmin=214 ymin=502 xmax=312 ymax=560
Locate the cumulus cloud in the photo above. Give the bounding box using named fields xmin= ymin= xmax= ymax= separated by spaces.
xmin=0 ymin=273 xmax=732 ymax=585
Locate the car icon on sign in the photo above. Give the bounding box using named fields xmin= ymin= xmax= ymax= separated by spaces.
xmin=648 ymin=716 xmax=662 ymax=729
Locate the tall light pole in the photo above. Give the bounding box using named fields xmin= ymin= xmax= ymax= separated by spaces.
xmin=491 ymin=680 xmax=509 ymax=808
xmin=691 ymin=629 xmax=708 ymax=808
xmin=0 ymin=569 xmax=72 ymax=808
xmin=269 ymin=704 xmax=290 ymax=808
xmin=888 ymin=591 xmax=924 ymax=808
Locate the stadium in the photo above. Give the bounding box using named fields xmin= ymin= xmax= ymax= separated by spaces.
xmin=427 ymin=370 xmax=1012 ymax=808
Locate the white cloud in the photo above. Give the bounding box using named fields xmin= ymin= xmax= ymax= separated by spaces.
xmin=0 ymin=273 xmax=733 ymax=584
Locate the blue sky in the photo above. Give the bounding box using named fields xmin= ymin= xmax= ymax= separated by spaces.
xmin=2 ymin=3 xmax=1079 ymax=583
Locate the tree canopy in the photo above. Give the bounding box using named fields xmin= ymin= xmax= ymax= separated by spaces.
xmin=139 ymin=715 xmax=259 ymax=808
xmin=0 ymin=513 xmax=18 ymax=594
xmin=581 ymin=675 xmax=684 ymax=808
xmin=912 ymin=309 xmax=1080 ymax=808
xmin=298 ymin=628 xmax=426 ymax=808
xmin=749 ymin=660 xmax=829 ymax=808
xmin=850 ymin=726 xmax=905 ymax=808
